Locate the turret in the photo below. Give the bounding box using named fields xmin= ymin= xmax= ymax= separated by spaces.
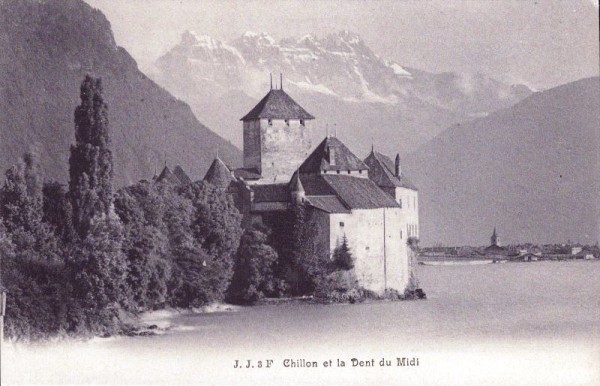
xmin=289 ymin=170 xmax=305 ymax=204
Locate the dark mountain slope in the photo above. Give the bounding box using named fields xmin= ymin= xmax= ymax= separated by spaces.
xmin=404 ymin=77 xmax=599 ymax=245
xmin=0 ymin=0 xmax=240 ymax=186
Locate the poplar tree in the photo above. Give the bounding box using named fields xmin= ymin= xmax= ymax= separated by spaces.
xmin=69 ymin=75 xmax=114 ymax=239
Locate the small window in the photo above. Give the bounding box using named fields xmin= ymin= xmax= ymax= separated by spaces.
xmin=347 ymin=170 xmax=351 ymax=174
xmin=336 ymin=170 xmax=340 ymax=174
xmin=359 ymin=170 xmax=362 ymax=174
xmin=285 ymin=119 xmax=290 ymax=126
xmin=268 ymin=119 xmax=272 ymax=126
xmin=400 ymin=230 xmax=403 ymax=239
xmin=339 ymin=222 xmax=344 ymax=227
xmin=365 ymin=246 xmax=370 ymax=251
xmin=398 ymin=199 xmax=402 ymax=208
xmin=300 ymin=119 xmax=305 ymax=126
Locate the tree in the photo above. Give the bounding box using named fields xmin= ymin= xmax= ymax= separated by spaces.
xmin=43 ymin=182 xmax=75 ymax=243
xmin=289 ymin=203 xmax=330 ymax=295
xmin=228 ymin=226 xmax=280 ymax=304
xmin=114 ymin=182 xmax=171 ymax=310
xmin=332 ymin=235 xmax=354 ymax=270
xmin=0 ymin=152 xmax=44 ymax=233
xmin=69 ymin=76 xmax=114 ymax=239
xmin=179 ymin=182 xmax=242 ymax=303
xmin=68 ymin=218 xmax=128 ymax=334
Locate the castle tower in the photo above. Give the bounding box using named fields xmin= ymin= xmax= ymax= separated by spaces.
xmin=240 ymin=76 xmax=315 ymax=183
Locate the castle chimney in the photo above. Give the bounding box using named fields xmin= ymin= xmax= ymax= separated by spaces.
xmin=280 ymin=73 xmax=283 ymax=90
xmin=270 ymin=73 xmax=273 ymax=90
xmin=395 ymin=153 xmax=401 ymax=177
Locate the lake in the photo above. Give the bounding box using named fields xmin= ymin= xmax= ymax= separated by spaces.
xmin=2 ymin=261 xmax=599 ymax=385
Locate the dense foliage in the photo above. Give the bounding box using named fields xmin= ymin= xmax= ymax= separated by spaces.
xmin=0 ymin=76 xmax=243 ymax=341
xmin=227 ymin=226 xmax=280 ymax=305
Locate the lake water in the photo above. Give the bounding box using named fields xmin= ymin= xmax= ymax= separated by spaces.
xmin=2 ymin=261 xmax=599 ymax=385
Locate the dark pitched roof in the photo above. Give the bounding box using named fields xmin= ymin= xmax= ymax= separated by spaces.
xmin=299 ymin=173 xmax=336 ymax=195
xmin=233 ymin=168 xmax=262 ymax=180
xmin=252 ymin=183 xmax=290 ymax=203
xmin=156 ymin=166 xmax=185 ymax=185
xmin=307 ymin=196 xmax=350 ymax=213
xmin=321 ymin=175 xmax=400 ymax=209
xmin=241 ymin=89 xmax=315 ymax=121
xmin=364 ymin=151 xmax=417 ymax=191
xmin=203 ymin=157 xmax=234 ymax=188
xmin=173 ymin=165 xmax=192 ymax=185
xmin=300 ymin=137 xmax=368 ymax=173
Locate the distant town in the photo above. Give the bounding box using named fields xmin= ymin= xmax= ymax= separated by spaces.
xmin=420 ymin=228 xmax=599 ymax=263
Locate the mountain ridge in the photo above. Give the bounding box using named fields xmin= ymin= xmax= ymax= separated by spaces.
xmin=150 ymin=29 xmax=533 ymax=156
xmin=403 ymin=76 xmax=599 ymax=245
xmin=0 ymin=0 xmax=241 ymax=186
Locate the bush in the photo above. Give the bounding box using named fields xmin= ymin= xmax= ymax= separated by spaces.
xmin=227 ymin=226 xmax=280 ymax=305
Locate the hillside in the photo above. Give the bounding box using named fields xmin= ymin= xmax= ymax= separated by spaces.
xmin=0 ymin=0 xmax=241 ymax=186
xmin=404 ymin=77 xmax=599 ymax=246
xmin=149 ymin=30 xmax=532 ymax=156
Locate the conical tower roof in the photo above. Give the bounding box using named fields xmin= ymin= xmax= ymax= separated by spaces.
xmin=204 ymin=156 xmax=234 ymax=188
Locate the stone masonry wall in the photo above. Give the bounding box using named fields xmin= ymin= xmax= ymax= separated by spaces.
xmin=260 ymin=118 xmax=313 ymax=183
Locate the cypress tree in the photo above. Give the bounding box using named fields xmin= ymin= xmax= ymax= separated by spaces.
xmin=333 ymin=235 xmax=354 ymax=270
xmin=69 ymin=75 xmax=114 ymax=239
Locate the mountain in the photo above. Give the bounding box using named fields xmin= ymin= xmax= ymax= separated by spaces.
xmin=0 ymin=0 xmax=241 ymax=186
xmin=150 ymin=30 xmax=532 ymax=156
xmin=403 ymin=77 xmax=599 ymax=246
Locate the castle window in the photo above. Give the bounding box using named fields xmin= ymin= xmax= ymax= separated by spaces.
xmin=359 ymin=170 xmax=362 ymax=174
xmin=339 ymin=222 xmax=344 ymax=227
xmin=398 ymin=199 xmax=402 ymax=208
xmin=400 ymin=230 xmax=403 ymax=239
xmin=268 ymin=119 xmax=272 ymax=126
xmin=336 ymin=170 xmax=340 ymax=174
xmin=285 ymin=119 xmax=290 ymax=126
xmin=300 ymin=119 xmax=305 ymax=126
xmin=347 ymin=170 xmax=351 ymax=174
xmin=365 ymin=246 xmax=370 ymax=251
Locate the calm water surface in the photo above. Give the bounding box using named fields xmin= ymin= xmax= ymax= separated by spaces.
xmin=3 ymin=261 xmax=599 ymax=385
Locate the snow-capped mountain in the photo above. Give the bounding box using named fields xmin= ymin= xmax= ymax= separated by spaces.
xmin=151 ymin=30 xmax=532 ymax=155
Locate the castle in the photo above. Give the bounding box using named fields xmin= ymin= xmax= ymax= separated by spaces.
xmin=201 ymin=80 xmax=420 ymax=294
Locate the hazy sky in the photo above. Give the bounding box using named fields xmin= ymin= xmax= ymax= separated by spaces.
xmin=85 ymin=0 xmax=599 ymax=90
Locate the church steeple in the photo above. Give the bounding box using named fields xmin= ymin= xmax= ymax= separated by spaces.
xmin=491 ymin=227 xmax=499 ymax=246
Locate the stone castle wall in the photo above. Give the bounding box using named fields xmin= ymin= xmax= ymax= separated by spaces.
xmin=244 ymin=118 xmax=313 ymax=183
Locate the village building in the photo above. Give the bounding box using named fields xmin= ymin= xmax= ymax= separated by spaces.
xmin=483 ymin=227 xmax=510 ymax=260
xmin=202 ymin=81 xmax=420 ymax=294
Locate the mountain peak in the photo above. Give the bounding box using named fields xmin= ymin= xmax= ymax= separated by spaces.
xmin=241 ymin=31 xmax=276 ymax=45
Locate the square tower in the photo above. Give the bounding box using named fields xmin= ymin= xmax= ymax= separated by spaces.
xmin=241 ymin=86 xmax=315 ymax=183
